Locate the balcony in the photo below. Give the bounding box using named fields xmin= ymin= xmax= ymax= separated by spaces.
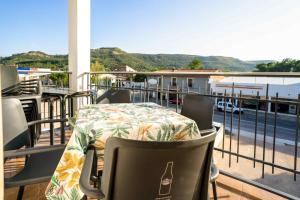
xmin=2 ymin=70 xmax=300 ymax=199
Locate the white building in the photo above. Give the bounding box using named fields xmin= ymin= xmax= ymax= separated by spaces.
xmin=211 ymin=77 xmax=300 ymax=114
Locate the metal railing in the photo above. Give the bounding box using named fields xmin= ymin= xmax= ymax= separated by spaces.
xmin=28 ymin=70 xmax=92 ymax=145
xmin=80 ymin=71 xmax=300 ymax=199
xmin=27 ymin=70 xmax=300 ymax=199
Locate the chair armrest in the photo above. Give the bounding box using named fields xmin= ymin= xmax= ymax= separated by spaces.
xmin=210 ymin=163 xmax=219 ymax=182
xmin=79 ymin=147 xmax=105 ymax=199
xmin=27 ymin=118 xmax=68 ymax=127
xmin=199 ymin=127 xmax=216 ymax=137
xmin=4 ymin=144 xmax=66 ymax=159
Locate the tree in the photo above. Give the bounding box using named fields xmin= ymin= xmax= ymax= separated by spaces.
xmin=90 ymin=61 xmax=106 ymax=84
xmin=254 ymin=59 xmax=300 ymax=72
xmin=91 ymin=60 xmax=105 ymax=72
xmin=133 ymin=74 xmax=147 ymax=82
xmin=187 ymin=58 xmax=204 ymax=70
xmin=49 ymin=72 xmax=68 ymax=87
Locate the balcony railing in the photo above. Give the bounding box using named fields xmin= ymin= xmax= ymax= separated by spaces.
xmin=37 ymin=70 xmax=300 ymax=199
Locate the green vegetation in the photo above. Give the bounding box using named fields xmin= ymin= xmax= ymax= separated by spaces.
xmin=0 ymin=51 xmax=67 ymax=70
xmin=0 ymin=47 xmax=273 ymax=72
xmin=133 ymin=74 xmax=147 ymax=82
xmin=186 ymin=58 xmax=204 ymax=69
xmin=254 ymin=59 xmax=300 ymax=72
xmin=49 ymin=72 xmax=69 ymax=87
xmin=91 ymin=60 xmax=105 ymax=72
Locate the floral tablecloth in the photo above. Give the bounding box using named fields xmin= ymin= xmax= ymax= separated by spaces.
xmin=45 ymin=102 xmax=200 ymax=200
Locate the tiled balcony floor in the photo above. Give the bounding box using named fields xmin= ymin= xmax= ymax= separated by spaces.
xmin=4 ymin=129 xmax=291 ymax=200
xmin=4 ymin=177 xmax=244 ymax=200
xmin=215 ymin=134 xmax=300 ymax=199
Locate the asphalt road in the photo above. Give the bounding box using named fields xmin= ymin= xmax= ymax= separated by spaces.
xmin=213 ymin=110 xmax=298 ymax=142
xmin=132 ymin=95 xmax=298 ymax=142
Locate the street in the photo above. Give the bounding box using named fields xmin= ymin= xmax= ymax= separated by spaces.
xmin=132 ymin=95 xmax=298 ymax=143
xmin=213 ymin=110 xmax=298 ymax=142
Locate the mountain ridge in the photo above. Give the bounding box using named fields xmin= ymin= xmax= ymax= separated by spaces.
xmin=0 ymin=47 xmax=273 ymax=72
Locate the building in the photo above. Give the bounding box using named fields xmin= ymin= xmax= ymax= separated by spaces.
xmin=148 ymin=69 xmax=221 ymax=94
xmin=211 ymin=76 xmax=300 ymax=114
xmin=111 ymin=65 xmax=136 ymax=82
xmin=111 ymin=65 xmax=136 ymax=72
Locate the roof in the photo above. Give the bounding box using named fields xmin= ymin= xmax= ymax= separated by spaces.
xmin=111 ymin=65 xmax=136 ymax=72
xmin=153 ymin=69 xmax=221 ymax=73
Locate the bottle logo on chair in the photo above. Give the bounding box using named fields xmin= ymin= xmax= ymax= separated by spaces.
xmin=159 ymin=161 xmax=173 ymax=196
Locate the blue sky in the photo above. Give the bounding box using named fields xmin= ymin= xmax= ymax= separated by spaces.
xmin=1 ymin=0 xmax=300 ymax=60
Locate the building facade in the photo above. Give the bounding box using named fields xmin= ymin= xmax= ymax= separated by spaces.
xmin=211 ymin=76 xmax=300 ymax=114
xmin=148 ymin=69 xmax=221 ymax=95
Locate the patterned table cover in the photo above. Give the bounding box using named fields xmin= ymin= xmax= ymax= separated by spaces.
xmin=45 ymin=102 xmax=200 ymax=200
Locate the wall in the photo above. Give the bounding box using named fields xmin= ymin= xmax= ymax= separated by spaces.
xmin=211 ymin=82 xmax=300 ymax=100
xmin=149 ymin=75 xmax=210 ymax=94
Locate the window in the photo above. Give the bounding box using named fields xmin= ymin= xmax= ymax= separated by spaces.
xmin=187 ymin=78 xmax=193 ymax=88
xmin=171 ymin=77 xmax=177 ymax=86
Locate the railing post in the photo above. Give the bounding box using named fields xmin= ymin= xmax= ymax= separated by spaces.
xmin=272 ymin=92 xmax=278 ymax=173
xmin=60 ymin=96 xmax=66 ymax=144
xmin=167 ymin=85 xmax=169 ymax=108
xmin=160 ymin=75 xmax=164 ymax=106
xmin=49 ymin=98 xmax=54 ymax=145
xmin=262 ymin=83 xmax=269 ymax=178
xmin=133 ymin=82 xmax=136 ymax=103
xmin=222 ymin=89 xmax=227 ymax=158
xmin=156 ymin=80 xmax=159 ymax=104
xmin=229 ymin=82 xmax=234 ymax=167
xmin=294 ymin=94 xmax=300 ymax=181
xmin=237 ymin=90 xmax=242 ymax=163
xmin=254 ymin=91 xmax=259 ymax=168
xmin=176 ymin=86 xmax=179 ymax=112
xmin=144 ymin=79 xmax=147 ymax=103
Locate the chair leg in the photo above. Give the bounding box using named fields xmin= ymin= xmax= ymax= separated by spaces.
xmin=17 ymin=186 xmax=25 ymax=200
xmin=212 ymin=181 xmax=218 ymax=200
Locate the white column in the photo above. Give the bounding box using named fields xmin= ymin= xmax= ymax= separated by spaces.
xmin=68 ymin=0 xmax=91 ymax=92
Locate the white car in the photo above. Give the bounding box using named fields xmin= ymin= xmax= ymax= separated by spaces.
xmin=217 ymin=101 xmax=244 ymax=114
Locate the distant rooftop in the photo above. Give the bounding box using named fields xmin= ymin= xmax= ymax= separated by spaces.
xmin=219 ymin=76 xmax=300 ymax=85
xmin=153 ymin=69 xmax=221 ymax=73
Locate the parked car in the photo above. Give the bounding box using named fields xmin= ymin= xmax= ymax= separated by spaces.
xmin=169 ymin=98 xmax=183 ymax=105
xmin=217 ymin=101 xmax=244 ymax=114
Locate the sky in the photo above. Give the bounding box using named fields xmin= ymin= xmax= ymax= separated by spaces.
xmin=0 ymin=0 xmax=300 ymax=60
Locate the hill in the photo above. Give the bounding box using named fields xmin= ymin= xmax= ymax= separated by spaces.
xmin=0 ymin=51 xmax=68 ymax=70
xmin=0 ymin=48 xmax=269 ymax=72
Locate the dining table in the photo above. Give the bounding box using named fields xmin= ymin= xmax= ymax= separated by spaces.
xmin=45 ymin=102 xmax=201 ymax=200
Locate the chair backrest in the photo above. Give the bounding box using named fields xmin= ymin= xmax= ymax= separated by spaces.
xmin=1 ymin=66 xmax=18 ymax=91
xmin=2 ymin=98 xmax=31 ymax=151
xmin=181 ymin=94 xmax=215 ymax=131
xmin=101 ymin=130 xmax=216 ymax=200
xmin=96 ymin=89 xmax=130 ymax=104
